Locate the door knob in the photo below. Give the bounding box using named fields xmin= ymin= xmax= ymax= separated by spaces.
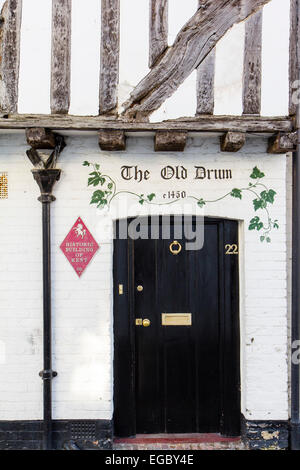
xmin=142 ymin=319 xmax=151 ymax=327
xmin=137 ymin=285 xmax=143 ymax=292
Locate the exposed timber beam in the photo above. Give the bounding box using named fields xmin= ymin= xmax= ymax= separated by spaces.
xmin=0 ymin=115 xmax=293 ymax=133
xmin=0 ymin=0 xmax=22 ymax=113
xmin=289 ymin=0 xmax=300 ymax=116
xmin=99 ymin=129 xmax=126 ymax=151
xmin=51 ymin=0 xmax=72 ymax=114
xmin=268 ymin=131 xmax=297 ymax=154
xmin=196 ymin=49 xmax=215 ymax=115
xmin=122 ymin=0 xmax=271 ymax=120
xmin=26 ymin=128 xmax=57 ymax=149
xmin=149 ymin=0 xmax=168 ymax=68
xmin=154 ymin=130 xmax=187 ymax=151
xmin=196 ymin=0 xmax=215 ymax=115
xmin=243 ymin=10 xmax=262 ymax=115
xmin=220 ymin=132 xmax=246 ymax=152
xmin=99 ymin=0 xmax=120 ymax=115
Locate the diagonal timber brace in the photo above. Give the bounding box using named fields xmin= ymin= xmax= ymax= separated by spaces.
xmin=122 ymin=0 xmax=270 ymax=120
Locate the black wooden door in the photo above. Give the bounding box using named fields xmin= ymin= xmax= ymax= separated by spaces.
xmin=113 ymin=217 xmax=240 ymax=437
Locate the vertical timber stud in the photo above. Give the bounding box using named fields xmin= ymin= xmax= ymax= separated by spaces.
xmin=0 ymin=0 xmax=22 ymax=113
xmin=290 ymin=0 xmax=299 ymax=116
xmin=51 ymin=0 xmax=72 ymax=114
xmin=243 ymin=10 xmax=262 ymax=115
xmin=149 ymin=0 xmax=168 ymax=68
xmin=291 ymin=0 xmax=300 ymax=451
xmin=99 ymin=0 xmax=120 ymax=115
xmin=196 ymin=1 xmax=215 ymax=115
xmin=26 ymin=129 xmax=65 ymax=450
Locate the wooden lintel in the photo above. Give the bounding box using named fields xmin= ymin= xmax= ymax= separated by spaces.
xmin=267 ymin=131 xmax=298 ymax=154
xmin=99 ymin=129 xmax=126 ymax=151
xmin=0 ymin=115 xmax=293 ymax=133
xmin=154 ymin=131 xmax=187 ymax=152
xmin=26 ymin=128 xmax=57 ymax=149
xmin=220 ymin=132 xmax=246 ymax=152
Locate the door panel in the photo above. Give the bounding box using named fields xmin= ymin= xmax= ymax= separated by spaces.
xmin=113 ymin=217 xmax=240 ymax=437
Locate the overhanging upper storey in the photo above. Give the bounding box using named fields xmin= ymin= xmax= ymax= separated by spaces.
xmin=0 ymin=0 xmax=297 ymax=153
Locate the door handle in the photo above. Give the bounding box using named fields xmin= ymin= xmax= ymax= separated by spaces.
xmin=135 ymin=318 xmax=151 ymax=327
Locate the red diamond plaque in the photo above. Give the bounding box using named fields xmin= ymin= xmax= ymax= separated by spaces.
xmin=60 ymin=217 xmax=99 ymax=277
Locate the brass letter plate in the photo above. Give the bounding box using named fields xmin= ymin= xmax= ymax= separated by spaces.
xmin=162 ymin=313 xmax=192 ymax=326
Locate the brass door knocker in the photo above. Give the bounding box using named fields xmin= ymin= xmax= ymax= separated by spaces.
xmin=169 ymin=240 xmax=182 ymax=255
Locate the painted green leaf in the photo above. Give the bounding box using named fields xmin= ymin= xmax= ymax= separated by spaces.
xmin=249 ymin=216 xmax=263 ymax=231
xmin=273 ymin=220 xmax=279 ymax=229
xmin=260 ymin=236 xmax=265 ymax=242
xmin=266 ymin=237 xmax=271 ymax=243
xmin=97 ymin=199 xmax=108 ymax=208
xmin=90 ymin=190 xmax=105 ymax=204
xmin=231 ymin=188 xmax=242 ymax=199
xmin=249 ymin=216 xmax=259 ymax=230
xmin=107 ymin=183 xmax=113 ymax=190
xmin=95 ymin=163 xmax=100 ymax=170
xmin=253 ymin=198 xmax=267 ymax=211
xmin=250 ymin=166 xmax=265 ymax=179
xmin=88 ymin=171 xmax=102 ymax=187
xmin=139 ymin=199 xmax=145 ymax=205
xmin=260 ymin=189 xmax=276 ymax=204
xmin=83 ymin=161 xmax=90 ymax=166
xmin=197 ymin=198 xmax=206 ymax=208
xmin=147 ymin=193 xmax=156 ymax=202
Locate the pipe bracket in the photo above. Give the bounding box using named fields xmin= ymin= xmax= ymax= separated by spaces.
xmin=39 ymin=369 xmax=58 ymax=380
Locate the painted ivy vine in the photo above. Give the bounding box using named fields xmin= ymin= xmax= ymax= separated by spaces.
xmin=83 ymin=161 xmax=279 ymax=242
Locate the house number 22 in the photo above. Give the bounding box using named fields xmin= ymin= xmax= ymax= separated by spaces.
xmin=225 ymin=244 xmax=239 ymax=255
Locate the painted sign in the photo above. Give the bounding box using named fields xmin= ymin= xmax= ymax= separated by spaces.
xmin=83 ymin=161 xmax=280 ymax=243
xmin=60 ymin=217 xmax=99 ymax=277
xmin=0 ymin=173 xmax=8 ymax=199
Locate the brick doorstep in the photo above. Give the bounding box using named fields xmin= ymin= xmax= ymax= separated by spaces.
xmin=113 ymin=434 xmax=247 ymax=450
xmin=113 ymin=441 xmax=247 ymax=450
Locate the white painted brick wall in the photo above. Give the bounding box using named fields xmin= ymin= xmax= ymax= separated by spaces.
xmin=0 ymin=132 xmax=288 ymax=422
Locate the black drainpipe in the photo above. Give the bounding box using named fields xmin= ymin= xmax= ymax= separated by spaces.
xmin=292 ymin=123 xmax=300 ymax=448
xmin=291 ymin=0 xmax=300 ymax=443
xmin=32 ymin=169 xmax=61 ymax=450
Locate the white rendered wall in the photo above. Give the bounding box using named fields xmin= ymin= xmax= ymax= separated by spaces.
xmin=0 ymin=132 xmax=43 ymax=420
xmin=0 ymin=133 xmax=288 ymax=421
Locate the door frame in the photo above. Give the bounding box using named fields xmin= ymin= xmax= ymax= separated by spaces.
xmin=113 ymin=216 xmax=240 ymax=437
